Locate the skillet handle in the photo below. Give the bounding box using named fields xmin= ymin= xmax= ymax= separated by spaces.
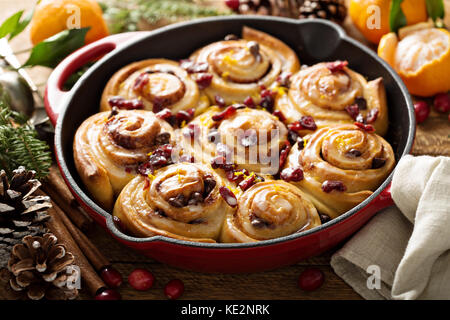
xmin=370 ymin=183 xmax=394 ymax=211
xmin=44 ymin=32 xmax=149 ymax=126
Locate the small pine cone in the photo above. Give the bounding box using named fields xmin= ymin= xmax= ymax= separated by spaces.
xmin=299 ymin=0 xmax=347 ymax=24
xmin=4 ymin=233 xmax=79 ymax=300
xmin=0 ymin=167 xmax=51 ymax=269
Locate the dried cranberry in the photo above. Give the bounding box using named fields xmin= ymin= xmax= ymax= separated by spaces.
xmin=433 ymin=92 xmax=450 ymax=113
xmin=299 ymin=116 xmax=317 ymax=130
xmin=164 ymin=279 xmax=184 ymax=300
xmin=326 ymin=60 xmax=348 ymax=72
xmin=152 ymin=101 xmax=164 ymax=113
xmin=108 ymin=107 xmax=119 ymax=118
xmin=280 ymin=167 xmax=304 ymax=182
xmin=279 ymin=141 xmax=291 ymax=169
xmin=195 ymin=73 xmax=213 ymax=89
xmin=346 ymin=149 xmax=362 ymax=157
xmin=260 ymin=94 xmax=274 ymax=112
xmin=319 ymin=214 xmax=331 ymax=224
xmin=366 ymin=108 xmax=379 ymax=124
xmin=137 ymin=162 xmax=152 ymax=176
xmin=372 ymin=157 xmax=386 ymax=169
xmin=219 ymin=186 xmax=238 ymax=208
xmin=273 ymin=110 xmax=286 ymax=121
xmin=212 ymin=106 xmax=237 ymax=121
xmin=321 ymin=180 xmax=346 ymax=193
xmin=260 ymin=89 xmax=275 ymax=98
xmin=133 ymin=73 xmax=149 ymax=91
xmin=354 ymin=122 xmax=375 ymax=133
xmin=211 ymin=156 xmax=227 ymax=169
xmin=125 ymin=167 xmax=132 ymax=173
xmin=203 ymin=177 xmax=217 ymax=196
xmin=108 ymin=96 xmax=144 ymax=110
xmin=297 ymin=137 xmax=305 ymax=150
xmin=168 ymin=194 xmax=186 ymax=208
xmin=414 ymin=101 xmax=430 ymax=124
xmin=277 ymin=72 xmax=292 ymax=87
xmin=176 ymin=109 xmax=194 ymax=125
xmin=215 ymin=95 xmax=226 ymax=108
xmin=345 ymin=104 xmax=360 ymax=120
xmin=244 ymin=96 xmax=256 ymax=108
xmin=238 ymin=175 xmax=257 ymax=191
xmin=156 ymin=108 xmax=175 ymax=124
xmin=180 ymin=59 xmax=209 ymax=73
xmin=287 ymin=130 xmax=299 ymax=146
xmin=128 ymin=269 xmax=154 ymax=291
xmin=298 ymin=268 xmax=324 ymax=291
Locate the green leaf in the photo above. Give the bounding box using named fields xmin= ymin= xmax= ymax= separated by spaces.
xmin=9 ymin=8 xmax=34 ymax=40
xmin=0 ymin=10 xmax=23 ymax=39
xmin=22 ymin=28 xmax=89 ymax=68
xmin=426 ymin=0 xmax=445 ymax=22
xmin=389 ymin=0 xmax=407 ymax=33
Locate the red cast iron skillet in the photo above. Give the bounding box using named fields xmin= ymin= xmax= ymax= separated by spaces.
xmin=45 ymin=16 xmax=415 ymax=273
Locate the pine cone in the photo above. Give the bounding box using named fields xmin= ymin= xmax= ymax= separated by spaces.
xmin=238 ymin=0 xmax=304 ymax=17
xmin=2 ymin=233 xmax=79 ymax=300
xmin=299 ymin=0 xmax=347 ymax=24
xmin=0 ymin=167 xmax=51 ymax=269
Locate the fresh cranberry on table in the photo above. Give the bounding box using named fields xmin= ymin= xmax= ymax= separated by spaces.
xmin=128 ymin=268 xmax=155 ymax=291
xmin=100 ymin=266 xmax=123 ymax=289
xmin=164 ymin=279 xmax=185 ymax=300
xmin=95 ymin=288 xmax=122 ymax=300
xmin=414 ymin=101 xmax=430 ymax=124
xmin=433 ymin=92 xmax=450 ymax=113
xmin=298 ymin=268 xmax=325 ymax=292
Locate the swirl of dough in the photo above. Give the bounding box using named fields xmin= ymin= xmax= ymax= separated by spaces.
xmin=275 ymin=62 xmax=389 ymax=136
xmin=73 ymin=110 xmax=175 ymax=210
xmin=284 ymin=124 xmax=395 ymax=218
xmin=190 ymin=27 xmax=300 ymax=104
xmin=101 ymin=59 xmax=209 ymax=114
xmin=220 ymin=180 xmax=321 ymax=242
xmin=113 ymin=163 xmax=233 ymax=242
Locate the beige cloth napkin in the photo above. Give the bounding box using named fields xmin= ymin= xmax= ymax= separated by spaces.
xmin=331 ymin=155 xmax=450 ymax=300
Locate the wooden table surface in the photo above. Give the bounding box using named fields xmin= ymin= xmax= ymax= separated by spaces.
xmin=1 ymin=0 xmax=449 ymax=300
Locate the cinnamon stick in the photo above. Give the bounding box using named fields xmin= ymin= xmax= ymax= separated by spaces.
xmin=42 ymin=165 xmax=93 ymax=232
xmin=40 ymin=191 xmax=106 ymax=296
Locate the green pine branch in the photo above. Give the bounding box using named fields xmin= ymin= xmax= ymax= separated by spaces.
xmin=0 ymin=98 xmax=51 ymax=179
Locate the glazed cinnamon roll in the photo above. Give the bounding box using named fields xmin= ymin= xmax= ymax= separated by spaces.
xmin=283 ymin=124 xmax=395 ymax=218
xmin=188 ymin=27 xmax=300 ymax=104
xmin=275 ymin=61 xmax=389 ymax=136
xmin=113 ymin=163 xmax=234 ymax=242
xmin=74 ymin=109 xmax=175 ymax=210
xmin=220 ymin=180 xmax=321 ymax=243
xmin=100 ymin=59 xmax=209 ymax=114
xmin=177 ymin=106 xmax=289 ymax=175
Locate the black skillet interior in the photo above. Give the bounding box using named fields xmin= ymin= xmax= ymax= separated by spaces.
xmin=56 ymin=17 xmax=415 ymax=246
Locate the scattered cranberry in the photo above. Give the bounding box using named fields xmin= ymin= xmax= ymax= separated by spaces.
xmin=321 ymin=180 xmax=346 ymax=193
xmin=244 ymin=96 xmax=256 ymax=108
xmin=288 ymin=116 xmax=317 ymax=131
xmin=95 ymin=288 xmax=122 ymax=300
xmin=128 ymin=269 xmax=155 ymax=291
xmin=287 ymin=129 xmax=299 ymax=146
xmin=260 ymin=94 xmax=275 ymax=112
xmin=366 ymin=108 xmax=379 ymax=124
xmin=179 ymin=59 xmax=209 ymax=73
xmin=219 ymin=186 xmax=238 ymax=207
xmin=164 ymin=279 xmax=185 ymax=300
xmin=176 ymin=108 xmax=195 ymax=125
xmin=279 ymin=141 xmax=291 ymax=169
xmin=345 ymin=104 xmax=359 ymax=120
xmin=298 ymin=268 xmax=325 ymax=292
xmin=215 ymin=95 xmax=226 ymax=108
xmin=273 ymin=110 xmax=286 ymax=121
xmin=280 ymin=167 xmax=304 ymax=182
xmin=238 ymin=175 xmax=256 ymax=191
xmin=108 ymin=96 xmax=144 ymax=110
xmin=277 ymin=72 xmax=292 ymax=87
xmin=297 ymin=137 xmax=305 ymax=150
xmin=133 ymin=73 xmax=149 ymax=91
xmin=100 ymin=266 xmax=123 ymax=289
xmin=156 ymin=108 xmax=172 ymax=120
xmin=326 ymin=60 xmax=348 ymax=72
xmin=433 ymin=92 xmax=450 ymax=113
xmin=414 ymin=101 xmax=430 ymax=124
xmin=212 ymin=105 xmax=237 ymax=121
xmin=354 ymin=122 xmax=375 ymax=133
xmin=195 ymin=73 xmax=213 ymax=89
xmin=224 ymin=0 xmax=240 ymax=11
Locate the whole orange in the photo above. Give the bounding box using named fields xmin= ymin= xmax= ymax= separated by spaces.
xmin=349 ymin=0 xmax=428 ymax=44
xmin=30 ymin=0 xmax=109 ymax=45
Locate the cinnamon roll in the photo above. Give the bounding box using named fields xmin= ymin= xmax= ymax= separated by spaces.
xmin=275 ymin=61 xmax=389 ymax=136
xmin=177 ymin=106 xmax=289 ymax=175
xmin=73 ymin=109 xmax=175 ymax=210
xmin=188 ymin=27 xmax=300 ymax=105
xmin=113 ymin=163 xmax=234 ymax=242
xmin=283 ymin=124 xmax=395 ymax=218
xmin=220 ymin=180 xmax=321 ymax=243
xmin=100 ymin=59 xmax=210 ymax=114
